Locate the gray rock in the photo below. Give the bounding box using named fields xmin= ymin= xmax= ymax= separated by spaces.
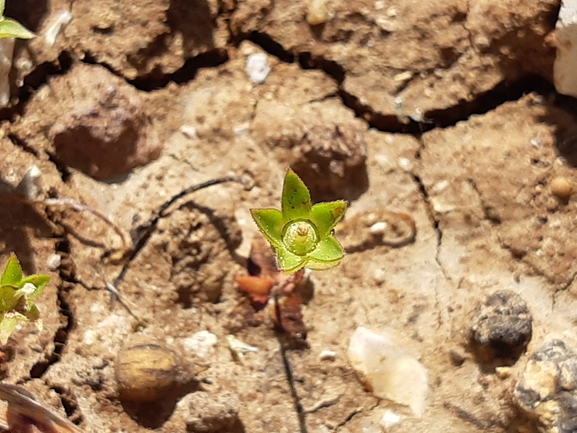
xmin=515 ymin=339 xmax=577 ymax=433
xmin=469 ymin=290 xmax=532 ymax=364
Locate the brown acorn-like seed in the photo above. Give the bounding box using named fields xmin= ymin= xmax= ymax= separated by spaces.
xmin=550 ymin=176 xmax=573 ymax=201
xmin=115 ymin=343 xmax=183 ymax=403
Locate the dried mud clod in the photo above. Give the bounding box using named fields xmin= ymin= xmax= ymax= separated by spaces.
xmin=164 ymin=206 xmax=242 ymax=305
xmin=289 ymin=125 xmax=369 ymax=201
xmin=181 ymin=394 xmax=245 ymax=433
xmin=469 ymin=290 xmax=533 ymax=366
xmin=14 ymin=63 xmax=161 ymax=181
xmin=514 ymin=339 xmax=577 ymax=433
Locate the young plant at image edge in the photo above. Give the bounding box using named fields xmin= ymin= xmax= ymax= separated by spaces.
xmin=0 ymin=253 xmax=49 ymax=344
xmin=0 ymin=0 xmax=34 ymax=39
xmin=251 ymin=169 xmax=347 ymax=273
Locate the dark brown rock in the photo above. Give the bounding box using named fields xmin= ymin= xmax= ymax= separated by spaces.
xmin=470 ymin=290 xmax=532 ymax=364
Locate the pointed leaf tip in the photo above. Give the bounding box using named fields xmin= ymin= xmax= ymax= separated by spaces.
xmin=282 ymin=169 xmax=311 ymax=220
xmin=1 ymin=253 xmax=22 ymax=287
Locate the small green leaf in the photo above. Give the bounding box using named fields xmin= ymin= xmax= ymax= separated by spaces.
xmin=276 ymin=247 xmax=308 ymax=273
xmin=251 ymin=208 xmax=284 ymax=247
xmin=0 ymin=18 xmax=35 ymax=39
xmin=0 ymin=0 xmax=5 ymax=17
xmin=0 ymin=312 xmax=26 ymax=344
xmin=309 ymin=201 xmax=347 ymax=237
xmin=0 ymin=285 xmax=18 ymax=312
xmin=1 ymin=254 xmax=22 ymax=287
xmin=282 ymin=169 xmax=311 ymax=221
xmin=308 ymin=236 xmax=344 ymax=270
xmin=18 ymin=274 xmax=49 ymax=299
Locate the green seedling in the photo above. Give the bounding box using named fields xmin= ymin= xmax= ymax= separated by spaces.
xmin=251 ymin=169 xmax=347 ymax=273
xmin=0 ymin=253 xmax=49 ymax=344
xmin=0 ymin=0 xmax=34 ymax=39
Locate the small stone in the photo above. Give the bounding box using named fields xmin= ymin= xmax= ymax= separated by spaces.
xmin=245 ymin=53 xmax=271 ymax=84
xmin=495 ymin=366 xmax=511 ymax=379
xmin=380 ymin=410 xmax=401 ymax=429
xmin=44 ymin=9 xmax=72 ymax=47
xmin=514 ymin=339 xmax=577 ymax=433
xmin=183 ymin=331 xmax=218 ymax=358
xmin=307 ymin=0 xmax=332 ymax=25
xmin=15 ymin=165 xmax=42 ymax=199
xmin=180 ymin=125 xmax=198 ymax=139
xmin=393 ymin=71 xmax=413 ymax=82
xmin=470 ymin=290 xmax=532 ymax=364
xmin=46 ymin=254 xmax=61 ymax=271
xmin=348 ymin=327 xmax=428 ymax=417
xmin=550 ymin=176 xmax=573 ymax=201
xmin=319 ymin=350 xmax=337 ymax=361
xmin=449 ymin=349 xmax=466 ymax=367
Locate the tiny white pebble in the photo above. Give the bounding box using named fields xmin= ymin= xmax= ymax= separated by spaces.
xmin=319 ymin=350 xmax=337 ymax=361
xmin=233 ymin=122 xmax=250 ymax=135
xmin=369 ymin=221 xmax=388 ymax=235
xmin=432 ymin=179 xmax=450 ymax=194
xmin=180 ymin=125 xmax=198 ymax=139
xmin=245 ymin=53 xmax=271 ymax=84
xmin=373 ymin=268 xmax=386 ymax=284
xmin=183 ymin=331 xmax=218 ymax=358
xmin=386 ymin=6 xmax=397 ymax=17
xmin=46 ymin=254 xmax=61 ymax=270
xmin=380 ymin=410 xmax=401 ymax=428
xmin=374 ymin=0 xmax=386 ymax=10
xmin=16 ymin=165 xmax=42 ymax=199
xmin=393 ymin=71 xmax=412 ymax=82
xmin=44 ymin=9 xmax=72 ymax=47
xmin=530 ymin=137 xmax=542 ymax=148
xmin=397 ymin=157 xmax=412 ymax=171
xmin=83 ymin=330 xmax=96 ymax=346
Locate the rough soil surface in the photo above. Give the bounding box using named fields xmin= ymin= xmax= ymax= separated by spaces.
xmin=1 ymin=0 xmax=577 ymax=432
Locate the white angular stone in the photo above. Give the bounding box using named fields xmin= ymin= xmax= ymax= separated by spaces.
xmin=347 ymin=327 xmax=429 ymax=417
xmin=245 ymin=53 xmax=271 ymax=84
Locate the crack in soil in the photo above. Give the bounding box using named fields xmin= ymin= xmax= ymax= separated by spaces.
xmin=29 ymin=238 xmax=74 ymax=380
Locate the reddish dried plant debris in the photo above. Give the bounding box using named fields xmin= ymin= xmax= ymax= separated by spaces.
xmin=235 ymin=237 xmax=307 ymax=339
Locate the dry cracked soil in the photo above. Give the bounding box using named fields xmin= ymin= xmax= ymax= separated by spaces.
xmin=1 ymin=0 xmax=577 ymax=432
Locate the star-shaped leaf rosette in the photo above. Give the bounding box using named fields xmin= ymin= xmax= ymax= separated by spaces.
xmin=251 ymin=170 xmax=347 ymax=273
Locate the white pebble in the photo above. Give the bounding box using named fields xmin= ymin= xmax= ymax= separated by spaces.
xmin=393 ymin=71 xmax=412 ymax=82
xmin=183 ymin=331 xmax=218 ymax=358
xmin=319 ymin=350 xmax=337 ymax=361
xmin=348 ymin=327 xmax=429 ymax=417
xmin=245 ymin=53 xmax=271 ymax=84
xmin=44 ymin=10 xmax=72 ymax=47
xmin=397 ymin=157 xmax=412 ymax=171
xmin=530 ymin=137 xmax=542 ymax=148
xmin=233 ymin=122 xmax=250 ymax=135
xmin=369 ymin=221 xmax=388 ymax=235
xmin=180 ymin=125 xmax=198 ymax=139
xmin=380 ymin=410 xmax=402 ymax=429
xmin=46 ymin=254 xmax=61 ymax=270
xmin=16 ymin=165 xmax=42 ymax=199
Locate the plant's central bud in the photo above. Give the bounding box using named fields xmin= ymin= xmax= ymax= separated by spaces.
xmin=282 ymin=220 xmax=319 ymax=256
